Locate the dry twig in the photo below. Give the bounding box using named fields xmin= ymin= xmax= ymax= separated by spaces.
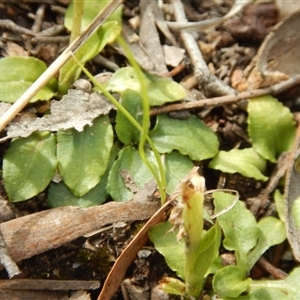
xmin=31 ymin=4 xmax=46 ymax=33
xmin=170 ymin=0 xmax=235 ymax=96
xmin=150 ymin=75 xmax=300 ymax=115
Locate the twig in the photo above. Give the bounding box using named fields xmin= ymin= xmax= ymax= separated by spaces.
xmin=0 ymin=20 xmax=35 ymax=36
xmin=257 ymin=257 xmax=287 ymax=280
xmin=0 ymin=0 xmax=123 ymax=132
xmin=0 ymin=230 xmax=21 ymax=278
xmin=31 ymin=4 xmax=46 ymax=33
xmin=36 ymin=24 xmax=66 ymax=37
xmin=0 ymin=279 xmax=100 ymax=290
xmin=150 ymin=75 xmax=300 ymax=116
xmin=166 ymin=0 xmax=252 ymax=32
xmin=93 ymin=54 xmax=120 ymax=72
xmin=247 ymin=151 xmax=290 ymax=215
xmin=31 ymin=36 xmax=70 ymax=44
xmin=170 ymin=0 xmax=235 ymax=96
xmin=50 ymin=5 xmax=66 ymax=15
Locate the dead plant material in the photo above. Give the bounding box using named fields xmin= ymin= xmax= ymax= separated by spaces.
xmin=0 ymin=200 xmax=160 ymax=263
xmin=284 ymin=121 xmax=300 ymax=262
xmin=236 ymin=10 xmax=300 ymax=91
xmin=150 ymin=74 xmax=300 ymax=116
xmin=0 ymin=279 xmax=100 ymax=290
xmin=98 ymin=198 xmax=173 ymax=300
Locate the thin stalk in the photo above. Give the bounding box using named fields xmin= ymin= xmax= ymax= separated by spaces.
xmin=117 ymin=35 xmax=167 ymax=203
xmin=70 ymin=0 xmax=84 ymax=43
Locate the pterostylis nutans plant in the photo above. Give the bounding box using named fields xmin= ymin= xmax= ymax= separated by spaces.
xmin=149 ymin=168 xmax=223 ymax=299
xmin=149 ymin=167 xmax=290 ymax=299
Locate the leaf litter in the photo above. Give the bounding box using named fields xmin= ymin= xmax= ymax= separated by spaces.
xmin=1 ymin=88 xmax=115 ymax=142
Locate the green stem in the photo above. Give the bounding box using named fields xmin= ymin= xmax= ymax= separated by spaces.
xmin=250 ymin=280 xmax=286 ymax=290
xmin=117 ymin=35 xmax=167 ymax=203
xmin=70 ymin=0 xmax=84 ymax=43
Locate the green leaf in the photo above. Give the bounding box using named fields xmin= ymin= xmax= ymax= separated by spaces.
xmin=235 ymin=267 xmax=300 ymax=300
xmin=3 ymin=132 xmax=57 ymax=202
xmin=103 ymin=67 xmax=187 ymax=106
xmin=0 ymin=57 xmax=57 ymax=103
xmin=115 ymin=89 xmax=143 ymax=144
xmin=107 ymin=146 xmax=155 ymax=201
xmin=247 ymin=217 xmax=286 ymax=271
xmin=59 ymin=21 xmax=121 ymax=93
xmin=285 ymin=267 xmax=300 ymax=290
xmin=213 ymin=265 xmax=252 ymax=298
xmin=186 ymin=223 xmax=221 ymax=297
xmin=108 ymin=147 xmax=193 ymax=201
xmin=209 ymin=148 xmax=268 ymax=181
xmin=248 ymin=96 xmax=296 ymax=162
xmin=150 ymin=115 xmax=219 ymax=161
xmin=48 ymin=181 xmax=105 ymax=208
xmin=48 ymin=142 xmax=119 ymax=208
xmin=214 ymin=191 xmax=258 ymax=271
xmin=65 ymin=0 xmax=122 ymax=31
xmin=231 ymin=289 xmax=295 ymax=300
xmin=57 ymin=116 xmax=113 ymax=197
xmin=164 ymin=151 xmax=194 ymax=194
xmin=148 ymin=221 xmax=185 ymax=280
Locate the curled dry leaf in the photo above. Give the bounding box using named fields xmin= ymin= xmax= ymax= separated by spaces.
xmin=1 ymin=89 xmax=114 ymax=142
xmin=276 ymin=0 xmax=300 ymax=19
xmin=163 ymin=45 xmax=185 ymax=68
xmin=235 ymin=10 xmax=300 ymax=91
xmin=285 ymin=125 xmax=300 ymax=262
xmin=139 ymin=1 xmax=168 ymax=74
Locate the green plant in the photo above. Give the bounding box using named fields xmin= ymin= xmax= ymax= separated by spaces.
xmin=3 ymin=34 xmax=215 ymax=204
xmin=59 ymin=0 xmax=122 ymax=93
xmin=3 ymin=0 xmax=296 ymax=207
xmin=1 ymin=1 xmax=300 ymax=298
xmin=149 ymin=188 xmax=289 ymax=299
xmin=0 ymin=57 xmax=58 ymax=103
xmin=0 ymin=1 xmax=121 ymax=103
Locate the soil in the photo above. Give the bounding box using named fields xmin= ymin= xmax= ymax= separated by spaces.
xmin=0 ymin=1 xmax=299 ymax=299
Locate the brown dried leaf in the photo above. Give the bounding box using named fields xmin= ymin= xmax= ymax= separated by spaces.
xmin=1 ymin=89 xmax=114 ymax=141
xmin=276 ymin=0 xmax=300 ymax=19
xmin=139 ymin=2 xmax=168 ymax=73
xmin=285 ymin=124 xmax=300 ymax=262
xmin=163 ymin=45 xmax=185 ymax=67
xmin=242 ymin=10 xmax=300 ymax=91
xmin=120 ymin=25 xmax=155 ymax=72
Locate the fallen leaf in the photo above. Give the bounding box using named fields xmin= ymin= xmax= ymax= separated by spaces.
xmin=285 ymin=124 xmax=300 ymax=261
xmin=243 ymin=10 xmax=300 ymax=90
xmin=1 ymin=89 xmax=114 ymax=142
